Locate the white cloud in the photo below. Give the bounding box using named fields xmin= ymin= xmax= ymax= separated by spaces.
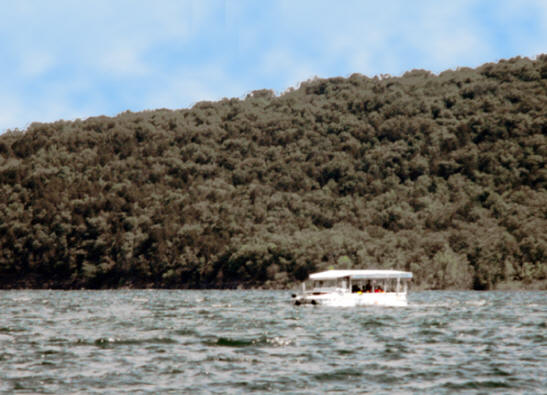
xmin=0 ymin=77 xmax=109 ymax=133
xmin=18 ymin=51 xmax=56 ymax=77
xmin=490 ymin=0 xmax=547 ymax=58
xmin=144 ymin=78 xmax=220 ymax=111
xmin=400 ymin=2 xmax=493 ymax=71
xmin=98 ymin=44 xmax=150 ymax=77
xmin=258 ymin=48 xmax=319 ymax=90
xmin=106 ymin=62 xmax=250 ymax=115
xmin=0 ymin=95 xmax=26 ymax=132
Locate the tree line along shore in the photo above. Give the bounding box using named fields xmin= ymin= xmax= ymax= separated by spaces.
xmin=0 ymin=55 xmax=545 ymax=290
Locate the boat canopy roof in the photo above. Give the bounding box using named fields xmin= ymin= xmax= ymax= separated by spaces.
xmin=309 ymin=269 xmax=413 ymax=281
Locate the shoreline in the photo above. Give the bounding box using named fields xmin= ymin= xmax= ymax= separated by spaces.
xmin=1 ymin=280 xmax=545 ymax=292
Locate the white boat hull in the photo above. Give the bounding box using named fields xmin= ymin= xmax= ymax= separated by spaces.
xmin=293 ymin=292 xmax=408 ymax=307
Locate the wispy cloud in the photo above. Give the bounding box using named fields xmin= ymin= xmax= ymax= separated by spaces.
xmin=98 ymin=44 xmax=150 ymax=77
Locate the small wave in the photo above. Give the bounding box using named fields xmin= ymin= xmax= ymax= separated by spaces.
xmin=465 ymin=299 xmax=488 ymax=307
xmin=174 ymin=328 xmax=198 ymax=336
xmin=523 ymin=333 xmax=545 ymax=343
xmin=12 ymin=297 xmax=32 ymax=302
xmin=336 ymin=349 xmax=355 ymax=356
xmin=312 ymin=368 xmax=364 ymax=381
xmin=73 ymin=336 xmax=178 ymax=348
xmin=131 ymin=297 xmax=149 ymax=303
xmin=425 ymin=319 xmax=449 ymax=328
xmin=406 ymin=302 xmax=458 ymax=308
xmin=214 ymin=337 xmax=255 ymax=347
xmin=442 ymin=379 xmax=512 ymax=390
xmin=415 ymin=328 xmax=445 ymax=339
xmin=205 ymin=335 xmax=292 ymax=348
xmin=382 ymin=342 xmax=409 ymax=359
xmin=490 ymin=366 xmax=512 ymax=377
xmin=359 ymin=319 xmax=387 ymax=328
xmin=41 ymin=349 xmax=61 ymax=355
xmin=265 ymin=336 xmax=292 ymax=347
xmin=0 ymin=352 xmax=12 ymax=361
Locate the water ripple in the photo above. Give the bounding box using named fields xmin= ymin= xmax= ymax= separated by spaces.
xmin=0 ymin=289 xmax=545 ymax=393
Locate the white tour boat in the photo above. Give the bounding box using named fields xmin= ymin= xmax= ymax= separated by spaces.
xmin=292 ymin=269 xmax=413 ymax=307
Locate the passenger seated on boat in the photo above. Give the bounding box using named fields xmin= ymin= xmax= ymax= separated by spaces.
xmin=364 ymin=283 xmax=372 ymax=293
xmin=352 ymin=285 xmax=360 ymax=293
xmin=375 ymin=286 xmax=384 ymax=293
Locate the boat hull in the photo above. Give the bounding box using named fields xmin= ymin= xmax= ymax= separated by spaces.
xmin=293 ymin=292 xmax=408 ymax=307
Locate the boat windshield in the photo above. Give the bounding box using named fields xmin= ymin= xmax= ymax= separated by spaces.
xmin=307 ymin=276 xmax=409 ymax=293
xmin=306 ymin=278 xmax=347 ymax=292
xmin=349 ymin=278 xmax=408 ymax=293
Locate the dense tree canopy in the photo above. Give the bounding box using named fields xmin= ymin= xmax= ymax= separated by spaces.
xmin=0 ymin=56 xmax=546 ymax=289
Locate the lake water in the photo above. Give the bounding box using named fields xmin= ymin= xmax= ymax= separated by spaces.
xmin=0 ymin=290 xmax=545 ymax=394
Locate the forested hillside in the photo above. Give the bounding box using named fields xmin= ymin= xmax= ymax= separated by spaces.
xmin=0 ymin=56 xmax=546 ymax=290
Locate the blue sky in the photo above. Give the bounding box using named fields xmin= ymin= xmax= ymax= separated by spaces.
xmin=1 ymin=0 xmax=546 ymax=133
